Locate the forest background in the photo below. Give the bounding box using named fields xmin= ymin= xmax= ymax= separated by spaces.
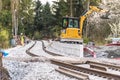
xmin=0 ymin=0 xmax=120 ymax=48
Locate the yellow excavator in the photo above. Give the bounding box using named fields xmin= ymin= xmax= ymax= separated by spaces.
xmin=60 ymin=6 xmax=107 ymax=43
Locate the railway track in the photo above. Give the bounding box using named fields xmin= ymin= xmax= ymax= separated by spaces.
xmin=26 ymin=41 xmax=40 ymax=57
xmin=51 ymin=59 xmax=120 ymax=80
xmin=26 ymin=40 xmax=63 ymax=57
xmin=86 ymin=60 xmax=120 ymax=71
xmin=0 ymin=41 xmax=40 ymax=80
xmin=0 ymin=40 xmax=63 ymax=80
xmin=2 ymin=40 xmax=120 ymax=80
xmin=26 ymin=40 xmax=120 ymax=80
xmin=41 ymin=41 xmax=63 ymax=56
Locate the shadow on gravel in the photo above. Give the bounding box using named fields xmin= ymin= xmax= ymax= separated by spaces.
xmin=106 ymin=49 xmax=120 ymax=58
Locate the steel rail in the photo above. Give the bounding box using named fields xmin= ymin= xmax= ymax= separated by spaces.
xmin=26 ymin=41 xmax=120 ymax=79
xmin=89 ymin=63 xmax=107 ymax=71
xmin=26 ymin=41 xmax=40 ymax=57
xmin=86 ymin=60 xmax=120 ymax=71
xmin=51 ymin=59 xmax=120 ymax=80
xmin=56 ymin=66 xmax=89 ymax=80
xmin=26 ymin=40 xmax=63 ymax=57
xmin=41 ymin=41 xmax=63 ymax=56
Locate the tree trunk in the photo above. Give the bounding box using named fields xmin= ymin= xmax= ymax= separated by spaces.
xmin=0 ymin=0 xmax=2 ymax=11
xmin=11 ymin=0 xmax=19 ymax=36
xmin=70 ymin=0 xmax=73 ymax=17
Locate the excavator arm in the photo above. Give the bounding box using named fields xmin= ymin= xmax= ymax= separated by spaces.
xmin=79 ymin=6 xmax=107 ymax=37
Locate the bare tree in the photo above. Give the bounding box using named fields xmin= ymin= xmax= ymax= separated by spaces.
xmin=109 ymin=19 xmax=120 ymax=37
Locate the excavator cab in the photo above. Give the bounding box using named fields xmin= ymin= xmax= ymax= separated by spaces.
xmin=62 ymin=17 xmax=79 ymax=28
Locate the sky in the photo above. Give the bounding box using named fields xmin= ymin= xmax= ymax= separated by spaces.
xmin=40 ymin=0 xmax=57 ymax=5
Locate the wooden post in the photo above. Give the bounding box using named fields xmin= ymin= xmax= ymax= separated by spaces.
xmin=80 ymin=45 xmax=83 ymax=58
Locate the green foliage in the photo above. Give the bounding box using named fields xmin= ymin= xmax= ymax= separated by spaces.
xmin=0 ymin=25 xmax=9 ymax=48
xmin=34 ymin=31 xmax=42 ymax=40
xmin=2 ymin=0 xmax=11 ymax=10
xmin=34 ymin=2 xmax=55 ymax=38
xmin=50 ymin=25 xmax=62 ymax=38
xmin=0 ymin=0 xmax=12 ymax=48
xmin=34 ymin=0 xmax=43 ymax=31
xmin=52 ymin=0 xmax=69 ymax=26
xmin=19 ymin=0 xmax=35 ymax=36
xmin=83 ymin=37 xmax=90 ymax=43
xmin=74 ymin=0 xmax=85 ymax=17
xmin=0 ymin=10 xmax=11 ymax=27
xmin=90 ymin=0 xmax=101 ymax=6
xmin=42 ymin=2 xmax=53 ymax=27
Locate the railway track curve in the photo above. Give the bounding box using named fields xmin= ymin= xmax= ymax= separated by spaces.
xmin=25 ymin=40 xmax=120 ymax=80
xmin=26 ymin=40 xmax=63 ymax=57
xmin=51 ymin=59 xmax=120 ymax=80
